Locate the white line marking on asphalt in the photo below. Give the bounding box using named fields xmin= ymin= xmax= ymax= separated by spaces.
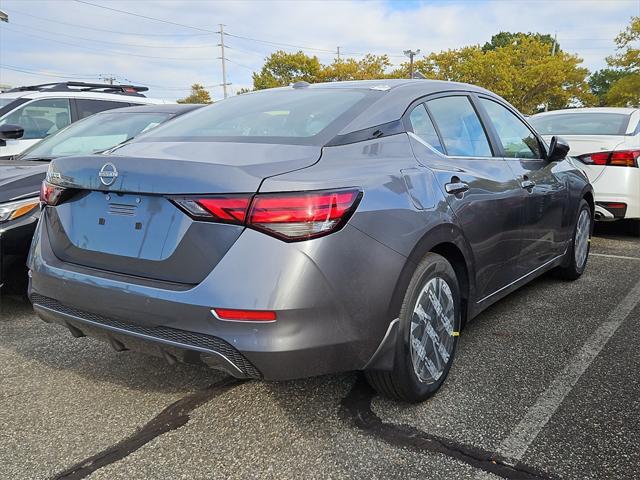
xmin=475 ymin=278 xmax=640 ymax=478
xmin=591 ymin=253 xmax=640 ymax=261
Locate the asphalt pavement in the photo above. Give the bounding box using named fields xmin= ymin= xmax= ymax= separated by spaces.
xmin=1 ymin=226 xmax=638 ymax=480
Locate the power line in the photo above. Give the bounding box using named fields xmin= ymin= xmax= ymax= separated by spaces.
xmin=8 ymin=21 xmax=214 ymax=49
xmin=73 ymin=0 xmax=215 ymax=33
xmin=6 ymin=9 xmax=211 ymax=36
xmin=225 ymin=32 xmax=336 ymax=54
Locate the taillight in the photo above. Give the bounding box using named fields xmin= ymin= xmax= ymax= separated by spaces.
xmin=40 ymin=181 xmax=67 ymax=206
xmin=577 ymin=150 xmax=639 ymax=167
xmin=172 ymin=195 xmax=251 ymax=225
xmin=248 ymin=189 xmax=361 ymax=241
xmin=171 ymin=188 xmax=361 ymax=241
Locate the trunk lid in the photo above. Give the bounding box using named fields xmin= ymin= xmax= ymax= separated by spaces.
xmin=46 ymin=142 xmax=321 ymax=284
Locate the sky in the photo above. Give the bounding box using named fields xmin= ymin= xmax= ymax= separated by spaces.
xmin=0 ymin=0 xmax=638 ymax=101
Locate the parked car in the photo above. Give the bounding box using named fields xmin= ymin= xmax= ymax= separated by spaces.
xmin=29 ymin=80 xmax=593 ymax=402
xmin=0 ymin=82 xmax=167 ymax=159
xmin=530 ymin=108 xmax=639 ymax=226
xmin=0 ymin=104 xmax=202 ymax=293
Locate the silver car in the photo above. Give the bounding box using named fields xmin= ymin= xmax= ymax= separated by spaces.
xmin=29 ymin=80 xmax=593 ymax=402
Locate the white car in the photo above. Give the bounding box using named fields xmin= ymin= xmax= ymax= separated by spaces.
xmin=0 ymin=82 xmax=168 ymax=159
xmin=530 ymin=107 xmax=639 ymax=225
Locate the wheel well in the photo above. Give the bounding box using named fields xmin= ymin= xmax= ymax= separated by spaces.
xmin=430 ymin=242 xmax=470 ymax=326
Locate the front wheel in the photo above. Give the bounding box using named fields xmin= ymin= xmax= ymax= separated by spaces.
xmin=366 ymin=253 xmax=461 ymax=403
xmin=556 ymin=199 xmax=592 ymax=280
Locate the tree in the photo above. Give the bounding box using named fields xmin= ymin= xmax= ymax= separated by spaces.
xmin=252 ymin=50 xmax=323 ymax=90
xmin=483 ymin=32 xmax=559 ymax=52
xmin=398 ymin=34 xmax=593 ymax=114
xmin=589 ymin=69 xmax=631 ymax=106
xmin=177 ymin=84 xmax=212 ymax=104
xmin=320 ymin=54 xmax=393 ymax=82
xmin=604 ymin=17 xmax=640 ymax=107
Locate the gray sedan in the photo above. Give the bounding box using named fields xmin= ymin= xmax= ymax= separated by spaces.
xmin=29 ymin=80 xmax=593 ymax=402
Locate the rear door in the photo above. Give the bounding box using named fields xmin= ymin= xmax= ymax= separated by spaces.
xmin=407 ymin=94 xmax=523 ymax=302
xmin=476 ymin=96 xmax=569 ymax=278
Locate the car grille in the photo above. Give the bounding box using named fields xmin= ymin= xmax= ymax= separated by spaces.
xmin=30 ymin=293 xmax=261 ymax=378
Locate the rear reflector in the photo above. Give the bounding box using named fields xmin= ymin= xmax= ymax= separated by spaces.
xmin=212 ymin=308 xmax=277 ymax=322
xmin=577 ymin=150 xmax=639 ymax=167
xmin=171 ymin=188 xmax=362 ymax=241
xmin=597 ymin=202 xmax=627 ymax=219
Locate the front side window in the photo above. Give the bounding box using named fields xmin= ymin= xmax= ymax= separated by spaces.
xmin=0 ymin=98 xmax=71 ymax=140
xmin=480 ymin=98 xmax=542 ymax=159
xmin=426 ymin=96 xmax=492 ymax=157
xmin=408 ymin=104 xmax=444 ymax=153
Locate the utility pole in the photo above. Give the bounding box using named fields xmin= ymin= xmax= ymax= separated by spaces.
xmin=404 ymin=49 xmax=420 ymax=79
xmin=336 ymin=46 xmax=341 ymax=61
xmin=544 ymin=33 xmax=558 ymax=112
xmin=99 ymin=74 xmax=116 ymax=85
xmin=218 ymin=24 xmax=230 ymax=99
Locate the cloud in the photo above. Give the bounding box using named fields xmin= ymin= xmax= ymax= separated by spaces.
xmin=0 ymin=0 xmax=634 ymax=101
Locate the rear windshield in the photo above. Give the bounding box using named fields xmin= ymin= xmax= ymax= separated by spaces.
xmin=136 ymin=89 xmax=371 ymax=146
xmin=529 ymin=112 xmax=630 ymax=136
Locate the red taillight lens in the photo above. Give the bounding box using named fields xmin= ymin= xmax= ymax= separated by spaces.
xmin=171 ymin=188 xmax=361 ymax=241
xmin=172 ymin=195 xmax=251 ymax=224
xmin=213 ymin=308 xmax=277 ymax=322
xmin=248 ymin=189 xmax=361 ymax=241
xmin=578 ymin=150 xmax=639 ymax=167
xmin=40 ymin=180 xmax=67 ymax=206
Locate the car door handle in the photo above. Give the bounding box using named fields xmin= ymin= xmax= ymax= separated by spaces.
xmin=521 ymin=179 xmax=536 ymax=190
xmin=444 ymin=181 xmax=470 ymax=195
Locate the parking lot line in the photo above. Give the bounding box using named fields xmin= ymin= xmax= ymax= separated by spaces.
xmin=478 ymin=277 xmax=640 ymax=474
xmin=590 ymin=253 xmax=640 ymax=261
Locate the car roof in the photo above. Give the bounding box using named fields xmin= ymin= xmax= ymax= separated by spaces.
xmin=0 ymin=90 xmax=169 ymax=104
xmin=532 ymin=107 xmax=638 ymax=118
xmin=96 ymin=104 xmax=204 ymax=115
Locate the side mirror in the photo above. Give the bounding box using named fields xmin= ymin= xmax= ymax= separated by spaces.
xmin=0 ymin=124 xmax=25 ymax=140
xmin=548 ymin=136 xmax=570 ymax=162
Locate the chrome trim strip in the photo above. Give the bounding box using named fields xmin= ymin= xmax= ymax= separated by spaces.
xmin=476 ymin=251 xmax=566 ymax=304
xmin=33 ymin=303 xmax=246 ymax=377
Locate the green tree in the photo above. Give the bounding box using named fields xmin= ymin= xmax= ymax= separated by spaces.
xmin=320 ymin=54 xmax=393 ymax=81
xmin=177 ymin=84 xmax=212 ymax=104
xmin=604 ymin=17 xmax=640 ymax=107
xmin=589 ymin=69 xmax=631 ymax=106
xmin=398 ymin=34 xmax=593 ymax=114
xmin=482 ymin=32 xmax=559 ymax=52
xmin=252 ymin=50 xmax=323 ymax=89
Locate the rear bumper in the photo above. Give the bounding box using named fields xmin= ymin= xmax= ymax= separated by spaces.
xmin=592 ymin=166 xmax=640 ymax=220
xmin=28 ymin=217 xmax=407 ymax=380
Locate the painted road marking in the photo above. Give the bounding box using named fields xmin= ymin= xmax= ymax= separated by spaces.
xmin=476 ymin=278 xmax=640 ymax=477
xmin=591 ymin=253 xmax=640 ymax=261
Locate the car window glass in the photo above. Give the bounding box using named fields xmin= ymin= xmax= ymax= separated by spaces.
xmin=426 ymin=96 xmax=492 ymax=157
xmin=408 ymin=104 xmax=444 ymax=153
xmin=529 ymin=112 xmax=630 ymax=136
xmin=480 ymin=98 xmax=542 ymax=159
xmin=0 ymin=98 xmax=71 ymax=140
xmin=22 ymin=112 xmax=171 ymax=159
xmin=76 ymin=99 xmax=130 ymax=119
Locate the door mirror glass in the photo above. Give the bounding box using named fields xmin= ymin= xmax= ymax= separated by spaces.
xmin=548 ymin=136 xmax=570 ymax=161
xmin=0 ymin=124 xmax=24 ymax=140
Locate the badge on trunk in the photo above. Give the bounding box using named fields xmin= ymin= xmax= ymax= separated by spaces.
xmin=99 ymin=163 xmax=118 ymax=186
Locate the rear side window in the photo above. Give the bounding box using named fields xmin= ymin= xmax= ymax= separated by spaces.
xmin=480 ymin=98 xmax=542 ymax=159
xmin=529 ymin=112 xmax=630 ymax=136
xmin=408 ymin=104 xmax=444 ymax=153
xmin=76 ymin=99 xmax=130 ymax=119
xmin=426 ymin=96 xmax=492 ymax=157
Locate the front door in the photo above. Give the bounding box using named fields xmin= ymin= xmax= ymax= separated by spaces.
xmin=477 ymin=97 xmax=569 ymax=278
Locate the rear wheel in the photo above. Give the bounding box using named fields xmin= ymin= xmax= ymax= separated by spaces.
xmin=366 ymin=253 xmax=461 ymax=402
xmin=556 ymin=199 xmax=592 ymax=280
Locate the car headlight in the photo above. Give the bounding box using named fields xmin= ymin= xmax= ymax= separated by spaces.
xmin=0 ymin=197 xmax=40 ymax=223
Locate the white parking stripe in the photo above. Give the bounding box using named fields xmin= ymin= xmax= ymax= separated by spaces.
xmin=476 ymin=278 xmax=640 ymax=477
xmin=591 ymin=253 xmax=640 ymax=261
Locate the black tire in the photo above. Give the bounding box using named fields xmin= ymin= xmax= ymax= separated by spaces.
xmin=366 ymin=253 xmax=461 ymax=403
xmin=556 ymin=199 xmax=592 ymax=280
